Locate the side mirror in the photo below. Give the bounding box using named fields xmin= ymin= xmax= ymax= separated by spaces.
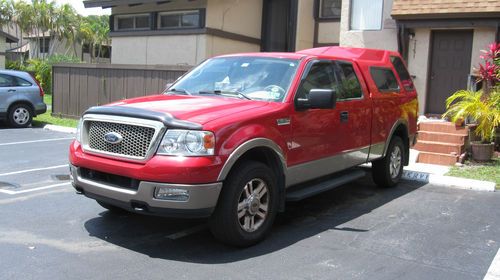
xmin=296 ymin=89 xmax=337 ymax=110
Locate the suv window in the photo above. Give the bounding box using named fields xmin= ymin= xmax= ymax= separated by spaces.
xmin=390 ymin=56 xmax=414 ymax=91
xmin=0 ymin=74 xmax=16 ymax=87
xmin=370 ymin=67 xmax=400 ymax=92
xmin=15 ymin=77 xmax=32 ymax=86
xmin=334 ymin=62 xmax=363 ymax=100
xmin=297 ymin=62 xmax=337 ymax=100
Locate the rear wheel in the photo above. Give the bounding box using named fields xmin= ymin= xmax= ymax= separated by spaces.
xmin=372 ymin=136 xmax=404 ymax=188
xmin=209 ymin=161 xmax=278 ymax=247
xmin=8 ymin=103 xmax=33 ymax=128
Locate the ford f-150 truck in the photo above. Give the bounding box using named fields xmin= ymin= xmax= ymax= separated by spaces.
xmin=69 ymin=46 xmax=418 ymax=247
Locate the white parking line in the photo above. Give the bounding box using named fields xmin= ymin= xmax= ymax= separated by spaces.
xmin=484 ymin=248 xmax=500 ymax=280
xmin=0 ymin=182 xmax=71 ymax=195
xmin=0 ymin=138 xmax=74 ymax=146
xmin=0 ymin=164 xmax=68 ymax=177
xmin=165 ymin=224 xmax=207 ymax=240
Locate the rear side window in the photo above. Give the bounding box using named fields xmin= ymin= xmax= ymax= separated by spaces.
xmin=334 ymin=62 xmax=363 ymax=100
xmin=0 ymin=74 xmax=16 ymax=87
xmin=15 ymin=77 xmax=32 ymax=86
xmin=390 ymin=56 xmax=414 ymax=91
xmin=370 ymin=67 xmax=400 ymax=92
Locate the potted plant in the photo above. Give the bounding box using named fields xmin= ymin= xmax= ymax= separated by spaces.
xmin=443 ymin=43 xmax=500 ymax=161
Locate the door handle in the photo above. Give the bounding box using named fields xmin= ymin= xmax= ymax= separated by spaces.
xmin=340 ymin=111 xmax=348 ymax=123
xmin=7 ymin=89 xmax=16 ymax=92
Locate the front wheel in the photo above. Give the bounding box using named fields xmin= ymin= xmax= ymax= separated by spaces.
xmin=8 ymin=104 xmax=33 ymax=128
xmin=372 ymin=136 xmax=404 ymax=188
xmin=209 ymin=161 xmax=278 ymax=247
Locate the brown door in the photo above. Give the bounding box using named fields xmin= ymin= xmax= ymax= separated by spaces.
xmin=426 ymin=30 xmax=473 ymax=114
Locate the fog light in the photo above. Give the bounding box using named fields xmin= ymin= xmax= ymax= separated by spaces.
xmin=154 ymin=187 xmax=189 ymax=201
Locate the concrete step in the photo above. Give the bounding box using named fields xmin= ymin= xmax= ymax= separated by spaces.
xmin=418 ymin=122 xmax=468 ymax=135
xmin=417 ymin=131 xmax=467 ymax=145
xmin=414 ymin=140 xmax=464 ymax=155
xmin=417 ymin=151 xmax=459 ymax=166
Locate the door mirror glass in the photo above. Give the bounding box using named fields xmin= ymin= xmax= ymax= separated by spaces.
xmin=296 ymin=89 xmax=337 ymax=110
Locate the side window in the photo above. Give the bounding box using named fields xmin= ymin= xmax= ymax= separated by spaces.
xmin=0 ymin=74 xmax=15 ymax=87
xmin=390 ymin=56 xmax=415 ymax=91
xmin=296 ymin=62 xmax=337 ymax=100
xmin=15 ymin=77 xmax=32 ymax=87
xmin=334 ymin=62 xmax=363 ymax=100
xmin=370 ymin=67 xmax=400 ymax=93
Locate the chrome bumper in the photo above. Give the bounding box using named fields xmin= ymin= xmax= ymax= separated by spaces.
xmin=69 ymin=164 xmax=222 ymax=218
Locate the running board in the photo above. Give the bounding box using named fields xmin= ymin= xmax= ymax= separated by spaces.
xmin=285 ymin=169 xmax=366 ymax=202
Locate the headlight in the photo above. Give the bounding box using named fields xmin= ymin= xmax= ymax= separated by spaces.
xmin=157 ymin=130 xmax=215 ymax=156
xmin=75 ymin=118 xmax=83 ymax=143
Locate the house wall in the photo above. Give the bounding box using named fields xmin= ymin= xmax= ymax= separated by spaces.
xmin=111 ymin=35 xmax=207 ymax=65
xmin=28 ymin=37 xmax=82 ymax=59
xmin=339 ymin=0 xmax=398 ymax=51
xmin=317 ymin=22 xmax=341 ymax=45
xmin=205 ymin=35 xmax=260 ymax=58
xmin=0 ymin=36 xmax=6 ymax=69
xmin=470 ymin=27 xmax=497 ymax=72
xmin=205 ymin=0 xmax=262 ymax=39
xmin=406 ymin=28 xmax=431 ymax=115
xmin=295 ymin=0 xmax=315 ymax=50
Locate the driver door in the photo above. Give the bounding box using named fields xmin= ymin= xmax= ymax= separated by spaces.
xmin=288 ymin=60 xmax=341 ymax=184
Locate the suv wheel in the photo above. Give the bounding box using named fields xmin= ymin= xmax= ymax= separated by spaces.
xmin=8 ymin=104 xmax=33 ymax=128
xmin=210 ymin=161 xmax=278 ymax=247
xmin=372 ymin=136 xmax=404 ymax=188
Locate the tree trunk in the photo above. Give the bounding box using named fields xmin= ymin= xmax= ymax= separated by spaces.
xmin=481 ymin=80 xmax=492 ymax=102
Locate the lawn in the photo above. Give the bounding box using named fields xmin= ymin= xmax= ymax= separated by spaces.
xmin=32 ymin=94 xmax=79 ymax=128
xmin=446 ymin=157 xmax=500 ymax=189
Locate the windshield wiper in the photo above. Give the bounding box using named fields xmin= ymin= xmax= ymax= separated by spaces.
xmin=198 ymin=90 xmax=252 ymax=100
xmin=166 ymin=88 xmax=190 ymax=95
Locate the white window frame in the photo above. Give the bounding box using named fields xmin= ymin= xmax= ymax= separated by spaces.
xmin=349 ymin=0 xmax=384 ymax=31
xmin=115 ymin=13 xmax=150 ymax=31
xmin=157 ymin=10 xmax=201 ymax=29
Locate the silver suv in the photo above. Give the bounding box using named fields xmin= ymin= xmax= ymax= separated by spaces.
xmin=0 ymin=70 xmax=47 ymax=128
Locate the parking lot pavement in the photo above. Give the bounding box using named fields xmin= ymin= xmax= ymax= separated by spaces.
xmin=0 ymin=128 xmax=499 ymax=280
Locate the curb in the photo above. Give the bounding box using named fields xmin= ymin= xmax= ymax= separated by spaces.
xmin=402 ymin=170 xmax=496 ymax=192
xmin=43 ymin=124 xmax=77 ymax=134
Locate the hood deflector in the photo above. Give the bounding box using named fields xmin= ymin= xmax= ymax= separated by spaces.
xmin=83 ymin=106 xmax=203 ymax=130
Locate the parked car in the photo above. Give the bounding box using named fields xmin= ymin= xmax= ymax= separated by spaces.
xmin=0 ymin=70 xmax=46 ymax=128
xmin=69 ymin=47 xmax=418 ymax=247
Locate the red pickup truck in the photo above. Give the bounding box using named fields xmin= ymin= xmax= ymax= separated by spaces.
xmin=69 ymin=46 xmax=418 ymax=247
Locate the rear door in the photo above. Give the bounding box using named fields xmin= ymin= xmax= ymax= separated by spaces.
xmin=0 ymin=74 xmax=19 ymax=111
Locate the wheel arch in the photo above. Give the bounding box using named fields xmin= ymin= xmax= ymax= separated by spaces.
xmin=8 ymin=101 xmax=35 ymax=116
xmin=217 ymin=138 xmax=287 ymax=211
xmin=383 ymin=120 xmax=410 ymax=165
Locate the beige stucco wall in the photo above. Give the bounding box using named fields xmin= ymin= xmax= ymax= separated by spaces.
xmin=112 ymin=0 xmax=206 ymax=14
xmin=0 ymin=36 xmax=6 ymax=69
xmin=111 ymin=35 xmax=207 ymax=66
xmin=295 ymin=0 xmax=315 ymax=50
xmin=206 ymin=0 xmax=262 ymax=39
xmin=339 ymin=0 xmax=398 ymax=50
xmin=317 ymin=22 xmax=341 ymax=44
xmin=29 ymin=37 xmax=81 ymax=59
xmin=406 ymin=29 xmax=431 ymax=115
xmin=470 ymin=27 xmax=496 ymax=73
xmin=205 ymin=35 xmax=260 ymax=58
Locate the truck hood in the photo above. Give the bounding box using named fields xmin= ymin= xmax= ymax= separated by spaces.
xmin=107 ymin=94 xmax=270 ymax=125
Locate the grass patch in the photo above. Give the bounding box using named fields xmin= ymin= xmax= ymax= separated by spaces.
xmin=446 ymin=158 xmax=500 ymax=189
xmin=32 ymin=94 xmax=78 ymax=128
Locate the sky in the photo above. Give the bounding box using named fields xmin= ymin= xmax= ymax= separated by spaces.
xmin=53 ymin=0 xmax=111 ymax=16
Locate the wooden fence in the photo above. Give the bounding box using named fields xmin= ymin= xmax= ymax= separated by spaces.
xmin=52 ymin=63 xmax=190 ymax=118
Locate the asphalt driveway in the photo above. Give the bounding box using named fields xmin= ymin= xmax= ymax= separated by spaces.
xmin=0 ymin=127 xmax=499 ymax=280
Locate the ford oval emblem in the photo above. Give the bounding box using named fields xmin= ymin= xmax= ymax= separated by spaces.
xmin=104 ymin=132 xmax=123 ymax=144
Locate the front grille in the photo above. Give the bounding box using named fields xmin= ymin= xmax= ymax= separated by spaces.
xmin=80 ymin=167 xmax=139 ymax=190
xmin=87 ymin=121 xmax=156 ymax=159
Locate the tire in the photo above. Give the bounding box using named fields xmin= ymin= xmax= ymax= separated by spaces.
xmin=372 ymin=136 xmax=405 ymax=188
xmin=96 ymin=200 xmax=126 ymax=213
xmin=209 ymin=161 xmax=278 ymax=247
xmin=8 ymin=103 xmax=33 ymax=128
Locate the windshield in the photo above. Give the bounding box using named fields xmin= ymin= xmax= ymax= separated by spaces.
xmin=166 ymin=56 xmax=300 ymax=102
